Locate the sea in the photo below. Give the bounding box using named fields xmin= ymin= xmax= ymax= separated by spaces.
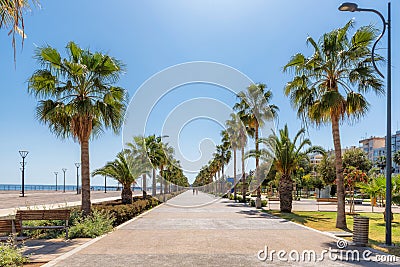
xmin=0 ymin=184 xmax=142 ymax=192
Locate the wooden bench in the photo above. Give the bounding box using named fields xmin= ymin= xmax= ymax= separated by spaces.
xmin=267 ymin=197 xmax=280 ymax=210
xmin=16 ymin=209 xmax=71 ymax=239
xmin=316 ymin=198 xmax=337 ymax=211
xmin=0 ymin=219 xmax=22 ymax=242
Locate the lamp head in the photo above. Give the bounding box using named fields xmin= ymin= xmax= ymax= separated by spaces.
xmin=19 ymin=150 xmax=29 ymax=158
xmin=75 ymin=163 xmax=81 ymax=168
xmin=339 ymin=2 xmax=359 ymax=12
xmin=62 ymin=168 xmax=67 ymax=172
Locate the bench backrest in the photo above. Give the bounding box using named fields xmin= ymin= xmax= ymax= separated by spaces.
xmin=317 ymin=198 xmax=337 ymax=202
xmin=0 ymin=219 xmax=21 ymax=233
xmin=16 ymin=210 xmax=70 ymax=221
xmin=268 ymin=198 xmax=280 ymax=201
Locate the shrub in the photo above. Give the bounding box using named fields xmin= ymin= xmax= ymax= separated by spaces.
xmin=68 ymin=209 xmax=114 ymax=238
xmin=94 ymin=197 xmax=160 ymax=227
xmin=0 ymin=242 xmax=27 ymax=267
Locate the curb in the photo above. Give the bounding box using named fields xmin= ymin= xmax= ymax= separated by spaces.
xmin=42 ymin=201 xmax=165 ymax=267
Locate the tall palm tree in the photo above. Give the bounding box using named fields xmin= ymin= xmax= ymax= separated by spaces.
xmin=28 ymin=41 xmax=127 ymax=215
xmin=92 ymin=150 xmax=146 ymax=204
xmin=234 ymin=83 xmax=278 ymax=206
xmin=283 ymin=20 xmax=383 ymax=228
xmin=1 ymin=0 xmax=39 ymax=62
xmin=252 ymin=125 xmax=324 ymax=212
xmin=143 ymin=135 xmax=163 ymax=196
xmin=126 ymin=136 xmax=153 ymax=198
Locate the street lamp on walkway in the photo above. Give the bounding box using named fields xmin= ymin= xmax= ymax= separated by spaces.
xmin=62 ymin=168 xmax=67 ymax=193
xmin=75 ymin=163 xmax=80 ymax=194
xmin=54 ymin=172 xmax=58 ymax=191
xmin=19 ymin=150 xmax=29 ymax=197
xmin=339 ymin=2 xmax=392 ymax=246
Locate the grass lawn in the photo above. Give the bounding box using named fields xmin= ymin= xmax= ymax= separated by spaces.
xmin=265 ymin=210 xmax=400 ymax=256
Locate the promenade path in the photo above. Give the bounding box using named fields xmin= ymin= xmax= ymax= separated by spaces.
xmin=0 ymin=191 xmax=122 ymax=217
xmin=46 ymin=191 xmax=398 ymax=266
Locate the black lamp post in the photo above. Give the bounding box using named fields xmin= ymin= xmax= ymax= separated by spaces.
xmin=75 ymin=163 xmax=80 ymax=194
xmin=339 ymin=2 xmax=392 ymax=246
xmin=54 ymin=172 xmax=58 ymax=191
xmin=19 ymin=150 xmax=29 ymax=197
xmin=104 ymin=175 xmax=107 ymax=193
xmin=62 ymin=168 xmax=67 ymax=193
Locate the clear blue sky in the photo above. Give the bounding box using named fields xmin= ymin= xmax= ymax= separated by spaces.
xmin=0 ymin=0 xmax=398 ymax=185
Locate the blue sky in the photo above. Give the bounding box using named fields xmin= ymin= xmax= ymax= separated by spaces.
xmin=0 ymin=0 xmax=398 ymax=185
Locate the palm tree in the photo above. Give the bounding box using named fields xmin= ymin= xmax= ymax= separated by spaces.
xmin=283 ymin=20 xmax=383 ymax=228
xmin=28 ymin=41 xmax=127 ymax=215
xmin=126 ymin=136 xmax=153 ymax=198
xmin=143 ymin=135 xmax=163 ymax=196
xmin=92 ymin=150 xmax=146 ymax=204
xmin=225 ymin=113 xmax=247 ymax=201
xmin=1 ymin=0 xmax=39 ymax=62
xmin=393 ymin=151 xmax=400 ymax=171
xmin=251 ymin=125 xmax=324 ymax=212
xmin=234 ymin=83 xmax=278 ymax=206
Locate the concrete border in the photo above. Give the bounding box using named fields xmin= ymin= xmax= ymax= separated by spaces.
xmin=42 ymin=201 xmax=165 ymax=267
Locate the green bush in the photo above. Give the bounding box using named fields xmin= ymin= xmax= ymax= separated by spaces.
xmin=0 ymin=242 xmax=27 ymax=267
xmin=94 ymin=197 xmax=160 ymax=227
xmin=68 ymin=209 xmax=114 ymax=238
xmin=250 ymin=199 xmax=268 ymax=207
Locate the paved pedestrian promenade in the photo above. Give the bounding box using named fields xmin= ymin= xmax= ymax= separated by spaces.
xmin=0 ymin=191 xmax=123 ymax=217
xmin=45 ymin=191 xmax=398 ymax=266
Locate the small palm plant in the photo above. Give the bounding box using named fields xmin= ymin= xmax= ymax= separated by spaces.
xmin=249 ymin=124 xmax=324 ymax=212
xmin=92 ymin=150 xmax=148 ymax=204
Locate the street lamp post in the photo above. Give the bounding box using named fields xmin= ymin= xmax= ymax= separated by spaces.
xmin=104 ymin=175 xmax=107 ymax=193
xmin=54 ymin=172 xmax=58 ymax=191
xmin=339 ymin=2 xmax=392 ymax=246
xmin=19 ymin=151 xmax=29 ymax=197
xmin=75 ymin=163 xmax=80 ymax=194
xmin=62 ymin=168 xmax=67 ymax=193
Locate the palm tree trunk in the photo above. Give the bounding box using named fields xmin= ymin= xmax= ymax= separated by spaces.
xmin=142 ymin=174 xmax=147 ymax=198
xmin=241 ymin=146 xmax=246 ymax=203
xmin=255 ymin=125 xmax=262 ymax=208
xmin=81 ymin=137 xmax=91 ymax=216
xmin=332 ymin=115 xmax=347 ymax=229
xmin=122 ymin=184 xmax=133 ymax=204
xmin=152 ymin=169 xmax=156 ymax=196
xmin=234 ymin=149 xmax=237 ymax=201
xmin=279 ymin=174 xmax=293 ymax=212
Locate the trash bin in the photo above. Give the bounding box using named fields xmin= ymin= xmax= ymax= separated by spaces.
xmin=353 ymin=216 xmax=369 ymax=246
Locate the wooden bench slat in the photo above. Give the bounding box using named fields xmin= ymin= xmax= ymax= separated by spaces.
xmin=15 ymin=209 xmax=70 ymax=239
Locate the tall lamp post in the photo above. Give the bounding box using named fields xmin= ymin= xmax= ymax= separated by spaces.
xmin=75 ymin=163 xmax=80 ymax=194
xmin=19 ymin=151 xmax=29 ymax=197
xmin=339 ymin=2 xmax=392 ymax=246
xmin=62 ymin=168 xmax=67 ymax=193
xmin=104 ymin=175 xmax=107 ymax=193
xmin=54 ymin=172 xmax=58 ymax=191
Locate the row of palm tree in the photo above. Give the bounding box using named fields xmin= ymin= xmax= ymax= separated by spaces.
xmin=93 ymin=135 xmax=189 ymax=204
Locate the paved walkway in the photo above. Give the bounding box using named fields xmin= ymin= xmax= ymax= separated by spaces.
xmin=0 ymin=191 xmax=123 ymax=217
xmin=44 ymin=191 xmax=399 ymax=266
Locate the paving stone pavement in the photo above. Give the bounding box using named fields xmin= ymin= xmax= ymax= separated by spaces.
xmin=45 ymin=191 xmax=399 ymax=267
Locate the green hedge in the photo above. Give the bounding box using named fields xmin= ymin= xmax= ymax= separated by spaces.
xmin=94 ymin=197 xmax=160 ymax=227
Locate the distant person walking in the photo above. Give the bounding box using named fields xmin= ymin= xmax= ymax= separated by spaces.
xmin=196 ymin=189 xmax=198 ymax=195
xmin=193 ymin=188 xmax=195 ymax=195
